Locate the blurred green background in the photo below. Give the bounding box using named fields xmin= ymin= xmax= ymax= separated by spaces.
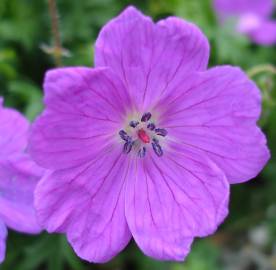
xmin=0 ymin=0 xmax=276 ymax=269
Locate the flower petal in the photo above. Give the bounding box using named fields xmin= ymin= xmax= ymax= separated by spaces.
xmin=0 ymin=220 xmax=7 ymax=264
xmin=214 ymin=0 xmax=274 ymax=19
xmin=35 ymin=146 xmax=131 ymax=263
xmin=95 ymin=6 xmax=209 ymax=109
xmin=29 ymin=67 xmax=131 ymax=170
xmin=0 ymin=155 xmax=43 ymax=233
xmin=157 ymin=66 xmax=270 ymax=183
xmin=125 ymin=148 xmax=229 ymax=260
xmin=0 ymin=99 xmax=29 ymax=158
xmin=250 ymin=20 xmax=276 ymax=45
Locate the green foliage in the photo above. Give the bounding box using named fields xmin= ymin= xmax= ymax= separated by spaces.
xmin=0 ymin=0 xmax=276 ymax=269
xmin=173 ymin=241 xmax=221 ymax=270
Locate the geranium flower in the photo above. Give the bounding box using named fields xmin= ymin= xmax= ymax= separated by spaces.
xmin=29 ymin=6 xmax=269 ymax=262
xmin=0 ymin=97 xmax=43 ymax=263
xmin=214 ymin=0 xmax=276 ymax=45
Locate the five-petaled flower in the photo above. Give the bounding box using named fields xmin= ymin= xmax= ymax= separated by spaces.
xmin=29 ymin=6 xmax=270 ymax=263
xmin=0 ymin=97 xmax=43 ymax=263
xmin=214 ymin=0 xmax=276 ymax=45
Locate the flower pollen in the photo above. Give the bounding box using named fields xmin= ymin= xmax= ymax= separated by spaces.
xmin=152 ymin=138 xmax=163 ymax=157
xmin=141 ymin=112 xmax=152 ymax=122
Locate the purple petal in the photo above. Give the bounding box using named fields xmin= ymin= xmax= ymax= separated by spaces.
xmin=34 ymin=146 xmax=131 ymax=263
xmin=0 ymin=155 xmax=43 ymax=233
xmin=214 ymin=0 xmax=274 ymax=19
xmin=237 ymin=13 xmax=262 ymax=34
xmin=95 ymin=6 xmax=209 ymax=109
xmin=0 ymin=98 xmax=29 ymax=158
xmin=249 ymin=19 xmax=276 ymax=45
xmin=0 ymin=221 xmax=7 ymax=264
xmin=157 ymin=66 xmax=270 ymax=183
xmin=125 ymin=148 xmax=229 ymax=260
xmin=29 ymin=67 xmax=131 ymax=170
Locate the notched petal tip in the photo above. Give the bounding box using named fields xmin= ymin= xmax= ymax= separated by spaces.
xmin=157 ymin=16 xmax=210 ymax=70
xmin=95 ymin=6 xmax=210 ymax=108
xmin=161 ymin=64 xmax=269 ymax=184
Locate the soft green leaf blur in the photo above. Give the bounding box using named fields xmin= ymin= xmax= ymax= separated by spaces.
xmin=0 ymin=0 xmax=275 ymax=269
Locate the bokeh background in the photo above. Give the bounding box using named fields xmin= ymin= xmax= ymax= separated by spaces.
xmin=0 ymin=0 xmax=276 ymax=269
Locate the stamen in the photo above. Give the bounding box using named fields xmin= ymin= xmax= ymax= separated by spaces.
xmin=147 ymin=123 xmax=155 ymax=131
xmin=119 ymin=130 xmax=130 ymax=141
xmin=138 ymin=147 xmax=146 ymax=158
xmin=155 ymin=128 xmax=168 ymax=137
xmin=138 ymin=129 xmax=150 ymax=144
xmin=123 ymin=140 xmax=133 ymax=154
xmin=152 ymin=138 xmax=163 ymax=157
xmin=141 ymin=112 xmax=151 ymax=122
xmin=129 ymin=120 xmax=139 ymax=128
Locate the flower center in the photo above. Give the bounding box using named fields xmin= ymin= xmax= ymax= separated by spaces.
xmin=119 ymin=112 xmax=167 ymax=158
xmin=137 ymin=129 xmax=150 ymax=144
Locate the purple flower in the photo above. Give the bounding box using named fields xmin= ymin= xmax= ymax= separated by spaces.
xmin=214 ymin=0 xmax=276 ymax=45
xmin=0 ymin=97 xmax=43 ymax=263
xmin=29 ymin=6 xmax=269 ymax=263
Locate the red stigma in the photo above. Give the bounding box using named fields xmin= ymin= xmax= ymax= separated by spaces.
xmin=138 ymin=129 xmax=150 ymax=144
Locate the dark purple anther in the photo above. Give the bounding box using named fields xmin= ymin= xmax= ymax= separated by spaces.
xmin=155 ymin=128 xmax=167 ymax=137
xmin=147 ymin=123 xmax=155 ymax=131
xmin=129 ymin=120 xmax=139 ymax=128
xmin=141 ymin=112 xmax=151 ymax=122
xmin=119 ymin=130 xmax=130 ymax=142
xmin=152 ymin=139 xmax=163 ymax=157
xmin=138 ymin=147 xmax=146 ymax=158
xmin=123 ymin=140 xmax=133 ymax=154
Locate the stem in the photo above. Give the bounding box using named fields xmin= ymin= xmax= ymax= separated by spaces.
xmin=247 ymin=64 xmax=276 ymax=78
xmin=48 ymin=0 xmax=62 ymax=66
